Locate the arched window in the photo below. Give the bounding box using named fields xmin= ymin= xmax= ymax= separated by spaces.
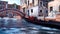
xmin=50 ymin=7 xmax=53 ymax=12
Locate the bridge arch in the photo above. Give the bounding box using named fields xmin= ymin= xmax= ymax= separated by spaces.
xmin=0 ymin=8 xmax=25 ymax=18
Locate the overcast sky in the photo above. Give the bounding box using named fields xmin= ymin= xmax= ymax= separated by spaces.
xmin=2 ymin=0 xmax=20 ymax=5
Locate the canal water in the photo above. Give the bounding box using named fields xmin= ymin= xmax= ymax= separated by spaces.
xmin=0 ymin=17 xmax=60 ymax=34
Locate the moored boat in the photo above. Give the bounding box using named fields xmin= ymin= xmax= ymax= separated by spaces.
xmin=24 ymin=16 xmax=60 ymax=29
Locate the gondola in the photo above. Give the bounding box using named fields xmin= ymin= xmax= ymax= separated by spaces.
xmin=24 ymin=17 xmax=60 ymax=29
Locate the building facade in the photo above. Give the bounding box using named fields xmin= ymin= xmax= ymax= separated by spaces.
xmin=21 ymin=0 xmax=48 ymax=19
xmin=26 ymin=0 xmax=38 ymax=17
xmin=8 ymin=4 xmax=20 ymax=10
xmin=0 ymin=1 xmax=21 ymax=10
xmin=21 ymin=0 xmax=38 ymax=16
xmin=41 ymin=0 xmax=53 ymax=8
xmin=0 ymin=1 xmax=8 ymax=9
xmin=38 ymin=0 xmax=48 ymax=17
xmin=48 ymin=0 xmax=60 ymax=17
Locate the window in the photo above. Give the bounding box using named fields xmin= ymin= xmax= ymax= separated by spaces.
xmin=0 ymin=4 xmax=3 ymax=9
xmin=28 ymin=0 xmax=29 ymax=5
xmin=46 ymin=10 xmax=48 ymax=13
xmin=32 ymin=0 xmax=34 ymax=5
xmin=40 ymin=10 xmax=42 ymax=12
xmin=9 ymin=5 xmax=14 ymax=8
xmin=43 ymin=2 xmax=47 ymax=7
xmin=46 ymin=10 xmax=48 ymax=16
xmin=50 ymin=7 xmax=53 ymax=12
xmin=38 ymin=10 xmax=43 ymax=16
xmin=40 ymin=1 xmax=43 ymax=6
xmin=6 ymin=11 xmax=8 ymax=14
xmin=16 ymin=5 xmax=18 ymax=9
xmin=0 ymin=6 xmax=2 ymax=9
xmin=59 ymin=6 xmax=60 ymax=12
xmin=31 ymin=9 xmax=33 ymax=13
xmin=28 ymin=10 xmax=29 ymax=16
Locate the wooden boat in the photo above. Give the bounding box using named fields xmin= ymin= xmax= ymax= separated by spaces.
xmin=24 ymin=16 xmax=60 ymax=29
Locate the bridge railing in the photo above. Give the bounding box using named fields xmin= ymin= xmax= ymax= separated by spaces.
xmin=0 ymin=8 xmax=26 ymax=18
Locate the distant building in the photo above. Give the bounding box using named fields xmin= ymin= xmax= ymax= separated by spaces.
xmin=40 ymin=0 xmax=53 ymax=8
xmin=27 ymin=6 xmax=38 ymax=17
xmin=48 ymin=0 xmax=60 ymax=17
xmin=38 ymin=0 xmax=48 ymax=17
xmin=0 ymin=1 xmax=8 ymax=9
xmin=26 ymin=0 xmax=38 ymax=16
xmin=7 ymin=4 xmax=20 ymax=10
xmin=8 ymin=4 xmax=16 ymax=9
xmin=21 ymin=0 xmax=48 ymax=19
xmin=0 ymin=1 xmax=21 ymax=10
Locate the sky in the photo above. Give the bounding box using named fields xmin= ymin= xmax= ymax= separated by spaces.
xmin=2 ymin=0 xmax=20 ymax=5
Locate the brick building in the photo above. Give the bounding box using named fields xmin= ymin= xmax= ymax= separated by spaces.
xmin=0 ymin=1 xmax=8 ymax=9
xmin=0 ymin=1 xmax=21 ymax=10
xmin=7 ymin=4 xmax=20 ymax=10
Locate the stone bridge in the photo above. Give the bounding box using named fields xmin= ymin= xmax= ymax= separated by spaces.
xmin=0 ymin=8 xmax=26 ymax=19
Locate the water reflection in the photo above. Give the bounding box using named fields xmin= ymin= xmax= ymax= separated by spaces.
xmin=0 ymin=17 xmax=60 ymax=34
